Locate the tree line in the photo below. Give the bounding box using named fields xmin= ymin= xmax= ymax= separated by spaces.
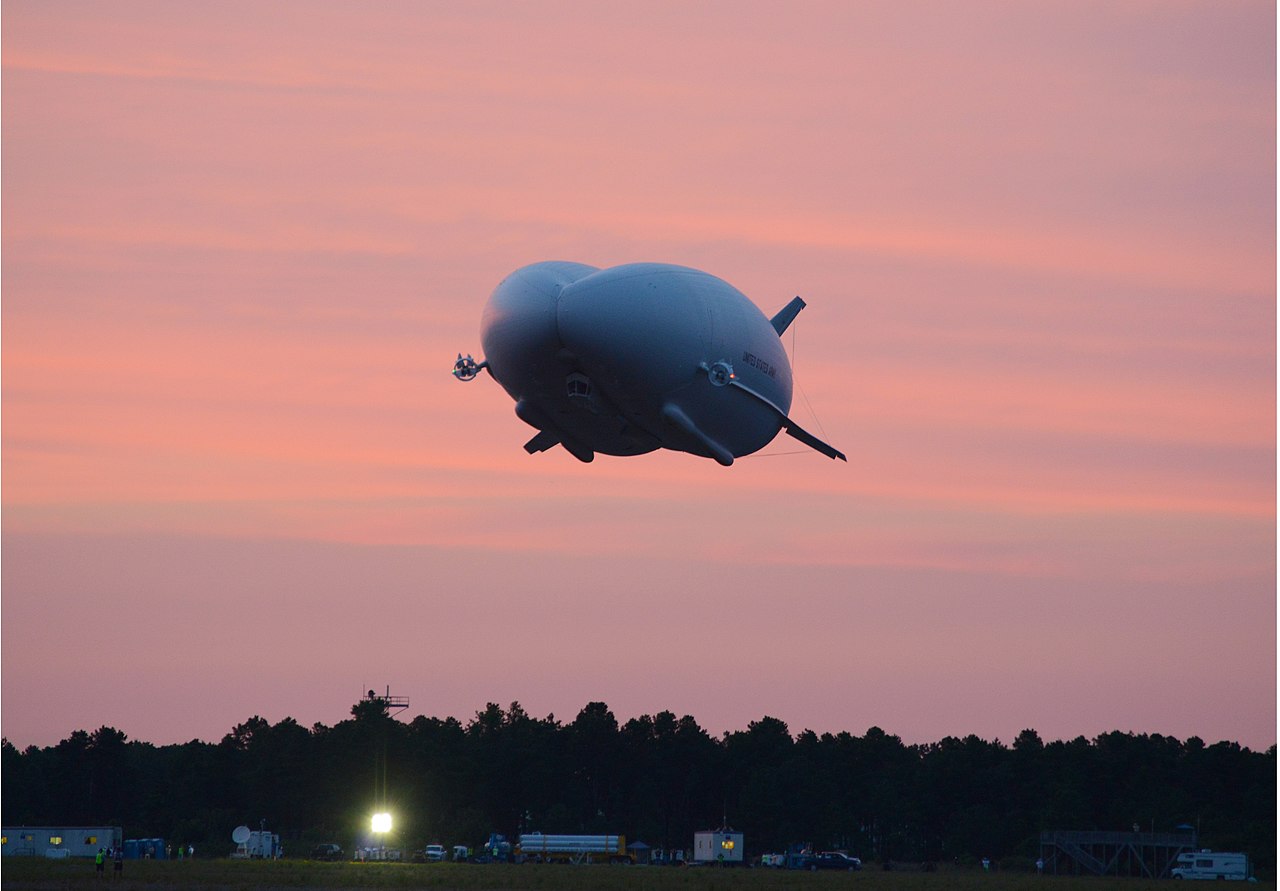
xmin=2 ymin=698 xmax=1274 ymax=870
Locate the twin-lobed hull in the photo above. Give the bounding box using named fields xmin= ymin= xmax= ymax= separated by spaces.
xmin=465 ymin=261 xmax=843 ymax=466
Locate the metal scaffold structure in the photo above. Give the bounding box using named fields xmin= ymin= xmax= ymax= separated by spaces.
xmin=1039 ymin=829 xmax=1198 ymax=879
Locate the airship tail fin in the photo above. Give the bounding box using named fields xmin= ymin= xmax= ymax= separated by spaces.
xmin=770 ymin=296 xmax=806 ymax=336
xmin=783 ymin=418 xmax=847 ymax=462
xmin=726 ymin=378 xmax=847 ymax=462
xmin=527 ymin=430 xmax=594 ymax=462
xmin=523 ymin=430 xmax=561 ymax=454
xmin=515 ymin=399 xmax=594 ymax=462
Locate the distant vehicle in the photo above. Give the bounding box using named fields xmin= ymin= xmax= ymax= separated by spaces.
xmin=813 ymin=851 xmax=861 ymax=871
xmin=451 ymin=845 xmax=470 ymax=862
xmin=783 ymin=845 xmax=817 ymax=870
xmin=482 ymin=833 xmax=513 ymax=862
xmin=355 ymin=846 xmax=401 ymax=862
xmin=310 ymin=843 xmax=343 ymax=861
xmin=231 ymin=826 xmax=281 ymax=860
xmin=1172 ymin=851 xmax=1251 ymax=880
xmin=759 ymin=853 xmax=786 ymax=867
xmin=422 ymin=844 xmax=445 ymax=862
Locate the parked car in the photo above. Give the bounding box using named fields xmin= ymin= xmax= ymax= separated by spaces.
xmin=423 ymin=844 xmax=446 ymax=862
xmin=814 ymin=852 xmax=861 ymax=871
xmin=310 ymin=843 xmax=343 ymax=861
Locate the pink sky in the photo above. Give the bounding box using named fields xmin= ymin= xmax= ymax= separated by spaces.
xmin=3 ymin=1 xmax=1275 ymax=751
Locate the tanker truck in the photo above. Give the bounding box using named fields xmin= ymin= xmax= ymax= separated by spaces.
xmin=516 ymin=833 xmax=633 ymax=864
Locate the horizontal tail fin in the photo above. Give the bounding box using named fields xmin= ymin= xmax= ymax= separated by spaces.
xmin=783 ymin=418 xmax=846 ymax=462
xmin=726 ymin=378 xmax=846 ymax=462
xmin=523 ymin=430 xmax=561 ymax=454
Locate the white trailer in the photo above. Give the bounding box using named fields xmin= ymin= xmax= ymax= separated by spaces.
xmin=516 ymin=833 xmax=632 ymax=864
xmin=693 ymin=830 xmax=744 ymax=865
xmin=2 ymin=827 xmax=122 ymax=859
xmin=1172 ymin=851 xmax=1251 ymax=880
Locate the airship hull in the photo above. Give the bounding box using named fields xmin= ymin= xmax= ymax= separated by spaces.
xmin=470 ymin=261 xmax=840 ymax=465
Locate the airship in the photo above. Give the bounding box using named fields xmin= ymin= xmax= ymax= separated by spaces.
xmin=453 ymin=261 xmax=845 ymax=466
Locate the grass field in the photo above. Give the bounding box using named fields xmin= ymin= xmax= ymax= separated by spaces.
xmin=2 ymin=859 xmax=1272 ymax=891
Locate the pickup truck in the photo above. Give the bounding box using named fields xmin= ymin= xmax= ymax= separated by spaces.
xmin=813 ymin=852 xmax=862 ymax=871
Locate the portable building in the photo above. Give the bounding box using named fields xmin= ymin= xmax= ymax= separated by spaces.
xmin=2 ymin=827 xmax=123 ymax=858
xmin=693 ymin=829 xmax=744 ymax=865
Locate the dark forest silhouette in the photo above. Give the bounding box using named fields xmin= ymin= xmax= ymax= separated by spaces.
xmin=3 ymin=699 xmax=1273 ymax=870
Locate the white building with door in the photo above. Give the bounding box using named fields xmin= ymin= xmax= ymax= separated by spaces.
xmin=2 ymin=826 xmax=123 ymax=858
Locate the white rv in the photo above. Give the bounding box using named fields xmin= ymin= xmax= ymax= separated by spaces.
xmin=1172 ymin=851 xmax=1251 ymax=881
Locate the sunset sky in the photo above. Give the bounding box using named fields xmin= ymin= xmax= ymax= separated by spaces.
xmin=3 ymin=1 xmax=1275 ymax=751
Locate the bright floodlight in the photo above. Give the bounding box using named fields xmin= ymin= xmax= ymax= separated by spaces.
xmin=372 ymin=812 xmax=392 ymax=834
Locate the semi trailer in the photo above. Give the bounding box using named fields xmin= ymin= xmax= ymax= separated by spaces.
xmin=512 ymin=833 xmax=632 ymax=864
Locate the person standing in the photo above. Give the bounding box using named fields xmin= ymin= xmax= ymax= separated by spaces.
xmin=113 ymin=847 xmax=123 ymax=880
xmin=95 ymin=848 xmax=105 ymax=878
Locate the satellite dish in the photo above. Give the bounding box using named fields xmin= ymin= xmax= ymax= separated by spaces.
xmin=232 ymin=826 xmax=251 ymax=844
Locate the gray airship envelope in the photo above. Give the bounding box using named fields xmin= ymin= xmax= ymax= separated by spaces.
xmin=456 ymin=261 xmax=844 ymax=466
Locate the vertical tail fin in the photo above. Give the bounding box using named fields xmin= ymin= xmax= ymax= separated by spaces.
xmin=770 ymin=296 xmax=806 ymax=335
